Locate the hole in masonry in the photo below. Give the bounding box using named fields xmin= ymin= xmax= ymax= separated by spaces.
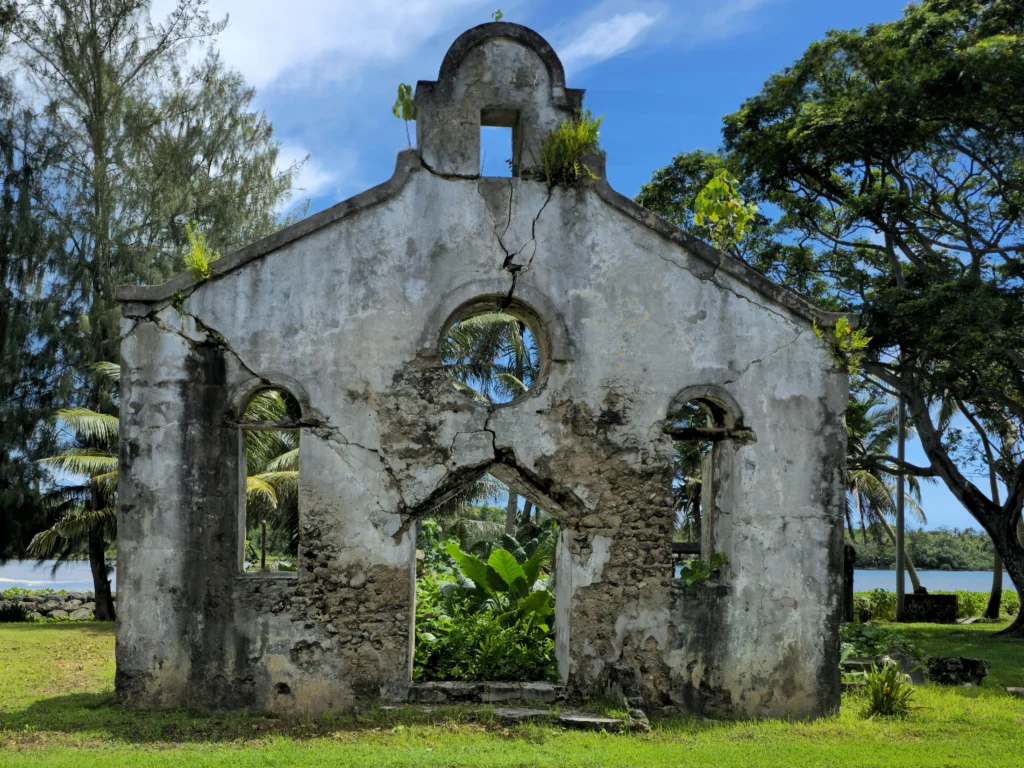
xmin=414 ymin=473 xmax=560 ymax=682
xmin=480 ymin=107 xmax=520 ymax=177
xmin=480 ymin=126 xmax=514 ymax=176
xmin=240 ymin=387 xmax=300 ymax=573
xmin=441 ymin=309 xmax=541 ymax=405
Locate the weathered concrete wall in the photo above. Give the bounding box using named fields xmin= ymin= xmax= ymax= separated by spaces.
xmin=116 ymin=22 xmax=848 ymax=718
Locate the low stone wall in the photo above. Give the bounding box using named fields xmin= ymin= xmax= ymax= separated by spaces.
xmin=1 ymin=592 xmax=112 ymax=620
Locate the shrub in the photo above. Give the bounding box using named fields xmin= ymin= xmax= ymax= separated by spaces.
xmin=678 ymin=552 xmax=729 ymax=595
xmin=0 ymin=602 xmax=29 ymax=622
xmin=530 ymin=110 xmax=603 ymax=186
xmin=854 ymin=588 xmax=1019 ymax=620
xmin=865 ymin=659 xmax=917 ymax=718
xmin=840 ymin=622 xmax=920 ymax=659
xmin=413 ymin=540 xmax=558 ymax=682
xmin=866 ymin=588 xmax=896 ymax=621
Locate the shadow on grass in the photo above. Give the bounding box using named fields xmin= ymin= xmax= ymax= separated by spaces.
xmin=1 ymin=621 xmax=114 ymax=637
xmin=1 ymin=696 xmax=532 ymax=745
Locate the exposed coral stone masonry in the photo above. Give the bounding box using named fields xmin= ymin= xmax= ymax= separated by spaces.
xmin=115 ymin=22 xmax=850 ymax=718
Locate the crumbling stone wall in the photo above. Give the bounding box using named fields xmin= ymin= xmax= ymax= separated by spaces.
xmin=116 ymin=22 xmax=848 ymax=719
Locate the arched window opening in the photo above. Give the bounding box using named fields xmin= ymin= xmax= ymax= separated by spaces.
xmin=440 ymin=308 xmax=542 ymax=405
xmin=413 ymin=471 xmax=562 ymax=683
xmin=672 ymin=401 xmax=713 ymax=557
xmin=667 ymin=389 xmax=749 ymax=572
xmin=238 ymin=387 xmax=301 ymax=574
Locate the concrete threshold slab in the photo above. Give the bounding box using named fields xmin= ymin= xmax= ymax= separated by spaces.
xmin=380 ymin=704 xmax=632 ymax=732
xmin=407 ymin=681 xmax=565 ymax=704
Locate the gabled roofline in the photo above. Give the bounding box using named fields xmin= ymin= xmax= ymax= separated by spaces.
xmin=116 ymin=151 xmax=422 ymax=304
xmin=587 ymin=154 xmax=855 ymax=328
xmin=117 ymin=150 xmax=855 ymax=329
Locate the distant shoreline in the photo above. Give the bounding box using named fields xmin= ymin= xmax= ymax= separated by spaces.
xmin=855 ymin=567 xmax=1001 ymax=573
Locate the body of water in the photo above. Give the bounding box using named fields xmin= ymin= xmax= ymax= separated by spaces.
xmin=0 ymin=560 xmax=115 ymax=592
xmin=0 ymin=562 xmax=1014 ymax=595
xmin=854 ymin=569 xmax=1016 ymax=593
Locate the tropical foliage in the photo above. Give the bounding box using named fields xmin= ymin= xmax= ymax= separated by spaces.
xmin=849 ymin=526 xmax=1002 ymax=571
xmin=865 ymin=659 xmax=918 ymax=718
xmin=415 ymin=537 xmax=558 ymax=682
xmin=414 ymin=488 xmax=559 ymax=682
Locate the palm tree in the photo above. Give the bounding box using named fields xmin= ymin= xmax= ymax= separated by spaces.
xmin=30 ymin=369 xmax=301 ymax=615
xmin=241 ymin=389 xmax=300 ymax=565
xmin=440 ymin=312 xmax=540 ymax=405
xmin=845 ymin=392 xmax=932 ymax=593
xmin=29 ymin=363 xmax=120 ymax=619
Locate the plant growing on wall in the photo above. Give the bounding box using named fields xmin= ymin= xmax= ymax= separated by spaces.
xmin=814 ymin=316 xmax=871 ymax=374
xmin=392 ymin=83 xmax=416 ymax=146
xmin=678 ymin=551 xmax=728 ymax=595
xmin=184 ymin=221 xmax=221 ymax=281
xmin=692 ymin=169 xmax=758 ymax=252
xmin=531 ymin=110 xmax=603 ymax=186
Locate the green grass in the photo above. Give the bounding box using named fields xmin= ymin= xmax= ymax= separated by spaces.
xmin=1 ymin=622 xmax=1023 ymax=767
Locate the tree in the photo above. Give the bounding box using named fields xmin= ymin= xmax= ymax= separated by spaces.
xmin=5 ymin=0 xmax=300 ymax=568
xmin=846 ymin=389 xmax=932 ymax=592
xmin=635 ymin=150 xmax=837 ymax=304
xmin=0 ymin=2 xmax=65 ymax=562
xmin=10 ymin=0 xmax=297 ymax=446
xmin=717 ymin=0 xmax=1024 ymax=634
xmin=29 ymin=363 xmax=121 ymax=619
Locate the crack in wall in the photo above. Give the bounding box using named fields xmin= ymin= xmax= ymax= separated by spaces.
xmin=724 ymin=329 xmax=809 ymax=385
xmin=634 ymin=230 xmax=800 ymax=328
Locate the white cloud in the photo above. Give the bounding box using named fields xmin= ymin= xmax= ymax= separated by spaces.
xmin=559 ymin=11 xmax=661 ymax=69
xmin=554 ymin=0 xmax=776 ymax=74
xmin=151 ymin=0 xmax=490 ymax=89
xmin=276 ymin=142 xmax=337 ymax=200
xmin=696 ymin=0 xmax=776 ymax=41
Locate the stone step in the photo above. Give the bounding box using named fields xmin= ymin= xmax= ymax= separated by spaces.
xmin=407 ymin=681 xmax=564 ymax=704
xmin=379 ymin=705 xmax=645 ymax=732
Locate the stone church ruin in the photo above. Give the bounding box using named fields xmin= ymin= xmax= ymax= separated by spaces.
xmin=115 ymin=22 xmax=849 ymax=719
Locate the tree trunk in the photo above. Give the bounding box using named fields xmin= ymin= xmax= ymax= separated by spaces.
xmin=88 ymin=529 xmax=115 ymax=621
xmin=505 ymin=492 xmax=518 ymax=536
xmin=893 ymin=382 xmax=1024 ymax=635
xmin=523 ymin=501 xmax=533 ymax=523
xmin=998 ymin=532 xmax=1024 ymax=636
xmin=876 ymin=514 xmax=923 ymax=593
xmin=984 ymin=460 xmax=1003 ymax=620
xmin=985 ymin=551 xmax=1003 ymax=620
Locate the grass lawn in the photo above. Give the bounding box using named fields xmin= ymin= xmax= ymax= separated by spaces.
xmin=1 ymin=621 xmax=1022 ymax=767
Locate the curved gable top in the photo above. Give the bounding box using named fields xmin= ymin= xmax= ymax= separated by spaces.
xmin=436 ymin=22 xmax=571 ymax=92
xmin=115 ymin=23 xmax=853 ymax=329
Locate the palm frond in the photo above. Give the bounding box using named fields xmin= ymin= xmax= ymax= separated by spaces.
xmin=28 ymin=507 xmax=117 ymax=557
xmin=49 ymin=408 xmax=119 ymax=445
xmin=264 ymin=448 xmax=299 ymax=472
xmin=246 ymin=476 xmax=279 ymax=508
xmin=39 ymin=449 xmax=118 ymax=478
xmin=92 ymin=362 xmax=121 ymax=383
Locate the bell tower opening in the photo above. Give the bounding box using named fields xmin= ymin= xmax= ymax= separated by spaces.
xmin=480 ymin=107 xmax=521 ymax=177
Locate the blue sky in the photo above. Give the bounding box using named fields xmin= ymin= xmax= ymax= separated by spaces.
xmin=166 ymin=0 xmax=985 ymax=532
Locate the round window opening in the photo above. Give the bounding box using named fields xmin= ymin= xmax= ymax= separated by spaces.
xmin=440 ymin=307 xmax=544 ymax=405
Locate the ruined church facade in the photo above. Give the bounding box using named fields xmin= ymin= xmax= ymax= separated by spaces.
xmin=116 ymin=23 xmax=849 ymax=719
